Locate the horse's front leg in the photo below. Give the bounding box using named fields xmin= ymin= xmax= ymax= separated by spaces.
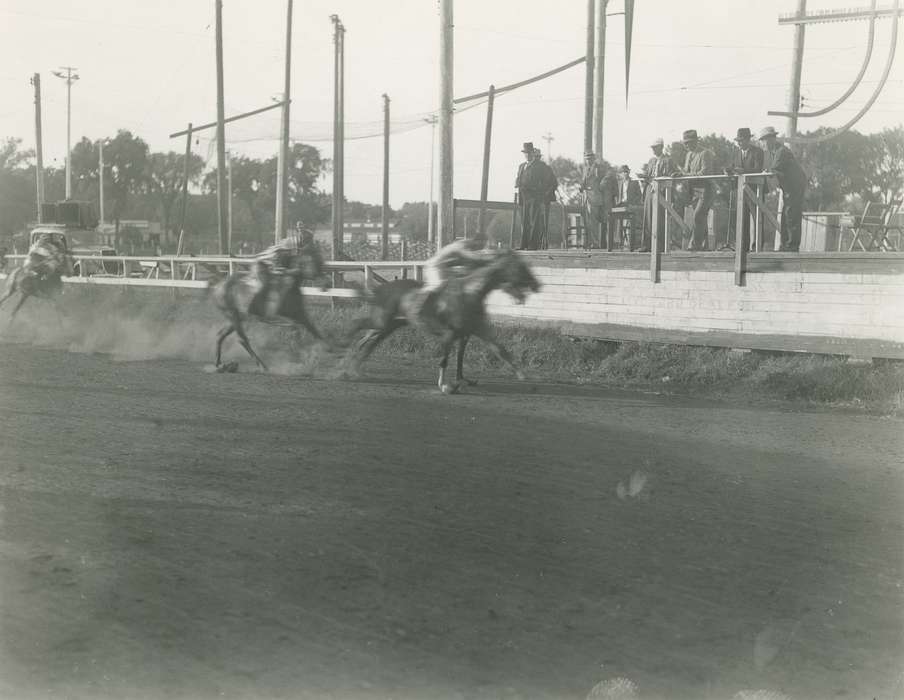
xmin=455 ymin=335 xmax=478 ymax=386
xmin=233 ymin=315 xmax=268 ymax=371
xmin=472 ymin=325 xmax=525 ymax=381
xmin=437 ymin=332 xmax=460 ymax=394
xmin=7 ymin=293 xmax=29 ymax=325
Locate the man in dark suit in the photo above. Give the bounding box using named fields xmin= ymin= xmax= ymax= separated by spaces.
xmin=727 ymin=127 xmax=765 ymax=250
xmin=759 ymin=126 xmax=808 ymax=252
xmin=515 ymin=142 xmax=558 ymax=249
xmin=615 ymin=165 xmax=642 ymax=250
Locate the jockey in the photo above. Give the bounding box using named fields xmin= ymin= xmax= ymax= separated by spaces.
xmin=423 ymin=235 xmax=493 ymax=290
xmin=415 ymin=235 xmax=494 ymax=318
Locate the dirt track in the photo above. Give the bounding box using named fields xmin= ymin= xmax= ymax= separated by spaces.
xmin=1 ymin=335 xmax=903 ymax=700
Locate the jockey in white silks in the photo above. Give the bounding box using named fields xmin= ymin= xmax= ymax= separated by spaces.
xmin=416 ymin=236 xmax=494 ymax=317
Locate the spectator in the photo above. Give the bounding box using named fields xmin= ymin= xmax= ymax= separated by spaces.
xmin=579 ymin=151 xmax=610 ymax=249
xmin=726 ymin=127 xmax=765 ymax=250
xmin=676 ymin=129 xmax=716 ymax=251
xmin=640 ymin=137 xmax=677 ymax=252
xmin=515 ymin=142 xmax=558 ymax=250
xmin=759 ymin=126 xmax=808 ymax=252
xmin=615 ymin=165 xmax=642 ymax=250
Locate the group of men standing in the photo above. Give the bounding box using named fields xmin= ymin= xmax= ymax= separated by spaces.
xmin=577 ymin=126 xmax=808 ymax=253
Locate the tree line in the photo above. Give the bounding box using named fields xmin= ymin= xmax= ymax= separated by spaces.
xmin=2 ymin=125 xmax=901 ymax=251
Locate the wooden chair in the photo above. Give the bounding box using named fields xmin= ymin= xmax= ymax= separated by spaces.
xmin=848 ymin=200 xmax=901 ymax=252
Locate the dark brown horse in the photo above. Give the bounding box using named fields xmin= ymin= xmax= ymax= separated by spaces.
xmin=344 ymin=248 xmax=541 ymax=394
xmin=209 ymin=243 xmax=329 ymax=371
xmin=0 ymin=246 xmax=73 ymax=323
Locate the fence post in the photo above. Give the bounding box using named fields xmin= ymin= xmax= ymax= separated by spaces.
xmin=650 ymin=180 xmax=661 ymax=283
xmin=734 ymin=174 xmax=747 ymax=286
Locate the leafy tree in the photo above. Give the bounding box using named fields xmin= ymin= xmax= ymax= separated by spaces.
xmin=73 ymin=130 xmax=149 ymax=232
xmin=145 ymin=151 xmax=205 ymax=236
xmin=395 ymin=201 xmax=433 ymax=241
xmin=0 ymin=138 xmax=35 ymax=238
xmin=866 ymin=126 xmax=904 ymax=205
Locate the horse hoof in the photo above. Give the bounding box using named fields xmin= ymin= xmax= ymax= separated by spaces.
xmin=516 ymin=371 xmax=526 ymax=381
xmin=441 ymin=382 xmax=461 ymax=395
xmin=216 ymin=361 xmax=239 ymax=373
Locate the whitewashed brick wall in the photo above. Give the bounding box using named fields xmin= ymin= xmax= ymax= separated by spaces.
xmin=487 ymin=267 xmax=904 ymax=344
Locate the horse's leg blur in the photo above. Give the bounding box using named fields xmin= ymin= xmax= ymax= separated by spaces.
xmin=0 ymin=271 xmax=19 ymax=309
xmin=215 ymin=323 xmax=236 ymax=366
xmin=7 ymin=293 xmax=29 ymax=324
xmin=355 ymin=319 xmax=405 ymax=367
xmin=437 ymin=332 xmax=460 ymax=394
xmin=234 ymin=316 xmax=268 ymax=371
xmin=472 ymin=325 xmax=525 ymax=381
xmin=455 ymin=335 xmax=478 ymax=386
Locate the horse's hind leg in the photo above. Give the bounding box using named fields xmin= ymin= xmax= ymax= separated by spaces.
xmin=215 ymin=323 xmax=236 ymax=366
xmin=7 ymin=294 xmax=29 ymax=325
xmin=455 ymin=335 xmax=478 ymax=387
xmin=234 ymin=317 xmax=268 ymax=371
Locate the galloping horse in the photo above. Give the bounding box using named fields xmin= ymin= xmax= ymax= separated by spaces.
xmin=345 ymin=248 xmax=541 ymax=394
xmin=0 ymin=236 xmax=73 ymax=323
xmin=209 ymin=241 xmax=330 ymax=371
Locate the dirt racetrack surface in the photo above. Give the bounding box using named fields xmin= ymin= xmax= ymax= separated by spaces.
xmin=1 ymin=332 xmax=903 ymax=699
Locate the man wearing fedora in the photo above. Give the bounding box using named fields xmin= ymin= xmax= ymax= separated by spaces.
xmin=515 ymin=142 xmax=558 ymax=250
xmin=676 ymin=129 xmax=715 ymax=251
xmin=640 ymin=137 xmax=676 ymax=252
xmin=727 ymin=127 xmax=765 ymax=250
xmin=759 ymin=126 xmax=808 ymax=252
xmin=579 ymin=151 xmax=610 ymax=249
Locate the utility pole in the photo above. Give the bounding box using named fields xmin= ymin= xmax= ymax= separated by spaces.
xmin=275 ymin=0 xmax=293 ymax=243
xmin=178 ymin=123 xmax=193 ymax=256
xmin=381 ymin=94 xmax=390 ymax=260
xmin=438 ymin=0 xmax=454 ymax=245
xmin=584 ymin=0 xmax=595 ymax=155
xmin=214 ymin=0 xmax=228 ymax=255
xmin=227 ymin=154 xmax=233 ymax=253
xmin=51 ymin=66 xmax=79 ymax=200
xmin=478 ymin=85 xmax=496 ymax=238
xmin=31 ymin=73 xmax=45 ymax=222
xmin=594 ymin=0 xmax=607 ymax=156
xmin=542 ymin=130 xmax=554 ymax=160
xmin=98 ymin=138 xmax=105 ymax=224
xmin=787 ymin=0 xmax=807 ymax=151
xmin=425 ymin=114 xmax=437 ymax=244
xmin=330 ymin=14 xmax=345 ymax=259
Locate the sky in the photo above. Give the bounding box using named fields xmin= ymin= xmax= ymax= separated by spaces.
xmin=1 ymin=0 xmax=902 ymax=208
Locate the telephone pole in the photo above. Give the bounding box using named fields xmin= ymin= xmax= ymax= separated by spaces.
xmin=786 ymin=0 xmax=807 ymax=150
xmin=584 ymin=0 xmax=595 ymax=155
xmin=425 ymin=114 xmax=438 ymax=244
xmin=51 ymin=66 xmax=79 ymax=200
xmin=594 ymin=0 xmax=607 ymax=156
xmin=275 ymin=0 xmax=293 ymax=242
xmin=438 ymin=0 xmax=454 ymax=245
xmin=31 ymin=73 xmax=45 ymax=221
xmin=331 ymin=14 xmax=346 ymax=258
xmin=98 ymin=138 xmax=105 ymax=224
xmin=214 ymin=0 xmax=228 ymax=255
xmin=542 ymin=131 xmax=554 ymax=159
xmin=381 ymin=94 xmax=391 ymax=260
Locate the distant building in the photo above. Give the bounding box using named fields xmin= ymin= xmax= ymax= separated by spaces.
xmin=341 ymin=219 xmax=402 ymax=245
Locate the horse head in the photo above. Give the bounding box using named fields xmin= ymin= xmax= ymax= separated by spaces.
xmin=491 ymin=249 xmax=541 ymax=304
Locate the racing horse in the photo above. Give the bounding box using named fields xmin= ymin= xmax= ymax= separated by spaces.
xmin=344 ymin=247 xmax=541 ymax=394
xmin=209 ymin=241 xmax=331 ymax=371
xmin=0 ymin=237 xmax=73 ymax=323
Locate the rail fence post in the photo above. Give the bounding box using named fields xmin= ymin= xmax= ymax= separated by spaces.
xmin=734 ymin=174 xmax=748 ymax=286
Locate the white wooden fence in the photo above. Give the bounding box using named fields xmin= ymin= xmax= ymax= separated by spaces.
xmin=0 ymin=254 xmax=424 ymax=298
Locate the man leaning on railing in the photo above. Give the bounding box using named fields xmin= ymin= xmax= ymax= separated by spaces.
xmin=673 ymin=129 xmax=716 ymax=251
